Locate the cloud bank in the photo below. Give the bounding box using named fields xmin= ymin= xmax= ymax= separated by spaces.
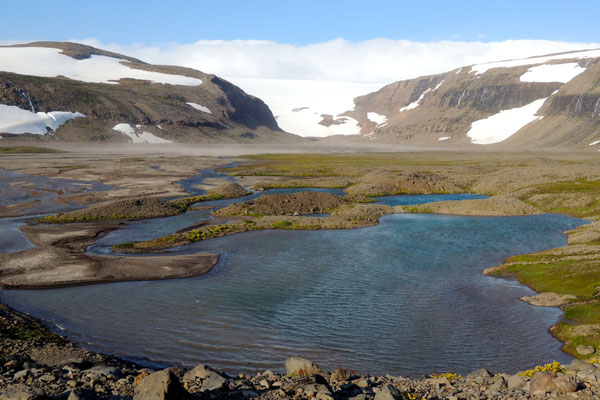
xmin=75 ymin=38 xmax=600 ymax=83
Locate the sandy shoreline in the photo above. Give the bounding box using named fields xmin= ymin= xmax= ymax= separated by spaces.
xmin=0 ymin=221 xmax=219 ymax=289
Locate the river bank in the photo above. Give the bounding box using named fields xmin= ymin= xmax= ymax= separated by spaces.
xmin=1 ymin=146 xmax=600 ymax=397
xmin=1 ymin=301 xmax=600 ymax=400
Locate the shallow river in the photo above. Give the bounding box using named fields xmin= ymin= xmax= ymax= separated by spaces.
xmin=0 ymin=188 xmax=585 ymax=376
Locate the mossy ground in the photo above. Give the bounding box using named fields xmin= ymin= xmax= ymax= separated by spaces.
xmin=0 ymin=146 xmax=64 ymax=154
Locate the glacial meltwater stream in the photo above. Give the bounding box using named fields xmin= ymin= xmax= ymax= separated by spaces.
xmin=0 ymin=168 xmax=587 ymax=376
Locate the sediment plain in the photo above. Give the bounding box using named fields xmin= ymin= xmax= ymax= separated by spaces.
xmin=1 ymin=142 xmax=600 ymax=399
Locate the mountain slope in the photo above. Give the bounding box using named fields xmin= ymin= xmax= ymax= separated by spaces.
xmin=343 ymin=49 xmax=600 ymax=148
xmin=0 ymin=42 xmax=295 ymax=143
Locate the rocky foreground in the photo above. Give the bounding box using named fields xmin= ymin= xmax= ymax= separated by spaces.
xmin=1 ymin=303 xmax=600 ymax=400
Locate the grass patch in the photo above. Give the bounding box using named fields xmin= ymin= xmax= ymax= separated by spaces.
xmin=564 ymin=303 xmax=600 ymax=324
xmin=273 ymin=220 xmax=293 ymax=228
xmin=170 ymin=193 xmax=225 ymax=211
xmin=0 ymin=146 xmax=64 ymax=154
xmin=502 ymin=259 xmax=600 ymax=298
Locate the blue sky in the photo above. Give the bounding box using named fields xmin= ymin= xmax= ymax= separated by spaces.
xmin=4 ymin=0 xmax=599 ymax=45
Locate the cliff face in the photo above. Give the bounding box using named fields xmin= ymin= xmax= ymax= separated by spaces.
xmin=0 ymin=42 xmax=295 ymax=143
xmin=344 ymin=49 xmax=600 ymax=148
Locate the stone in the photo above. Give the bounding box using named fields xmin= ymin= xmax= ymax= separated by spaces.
xmin=490 ymin=376 xmax=507 ymax=391
xmin=467 ymin=368 xmax=491 ymax=379
xmin=165 ymin=366 xmax=187 ymax=381
xmin=284 ymin=357 xmax=320 ymax=376
xmin=576 ymin=370 xmax=599 ymax=383
xmin=330 ymin=368 xmax=351 ymax=383
xmin=262 ymin=370 xmax=275 ymax=378
xmin=13 ymin=370 xmax=28 ymax=380
xmin=39 ymin=373 xmax=56 ymax=382
xmin=134 ymin=371 xmax=150 ymax=386
xmin=316 ymin=393 xmax=334 ymax=400
xmin=554 ymin=375 xmax=578 ymax=393
xmin=355 ymin=378 xmax=370 ymax=388
xmin=83 ymin=365 xmax=122 ymax=379
xmin=466 ymin=368 xmax=491 ymax=380
xmin=530 ymin=371 xmax=556 ymax=396
xmin=201 ymin=372 xmax=227 ymax=392
xmin=259 ymin=379 xmax=270 ymax=388
xmin=133 ymin=370 xmax=188 ymax=400
xmin=374 ymin=384 xmax=401 ymax=400
xmin=507 ymin=374 xmax=525 ymax=390
xmin=576 ymin=345 xmax=596 ymax=356
xmin=0 ymin=384 xmax=44 ymax=400
xmin=183 ymin=364 xmax=225 ymax=381
xmin=67 ymin=388 xmax=95 ymax=400
xmin=298 ymin=383 xmax=331 ymax=397
xmin=570 ymin=359 xmax=596 ymax=372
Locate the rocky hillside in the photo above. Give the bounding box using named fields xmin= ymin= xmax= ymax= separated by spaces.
xmin=343 ymin=49 xmax=600 ymax=148
xmin=0 ymin=42 xmax=297 ymax=143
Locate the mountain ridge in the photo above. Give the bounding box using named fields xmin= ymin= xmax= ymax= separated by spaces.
xmin=342 ymin=48 xmax=600 ymax=148
xmin=0 ymin=42 xmax=297 ymax=143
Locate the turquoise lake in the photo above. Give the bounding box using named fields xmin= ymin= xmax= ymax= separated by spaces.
xmin=0 ymin=194 xmax=585 ymax=376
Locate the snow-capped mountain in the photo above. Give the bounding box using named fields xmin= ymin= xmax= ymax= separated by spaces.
xmin=0 ymin=42 xmax=296 ymax=143
xmin=342 ymin=48 xmax=600 ymax=148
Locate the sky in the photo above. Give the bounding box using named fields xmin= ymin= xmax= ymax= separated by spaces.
xmin=4 ymin=1 xmax=600 ymax=45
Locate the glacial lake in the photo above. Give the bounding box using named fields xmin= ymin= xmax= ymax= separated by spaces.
xmin=0 ymin=191 xmax=585 ymax=376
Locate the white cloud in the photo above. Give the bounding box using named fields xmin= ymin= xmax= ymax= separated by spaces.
xmin=70 ymin=38 xmax=600 ymax=83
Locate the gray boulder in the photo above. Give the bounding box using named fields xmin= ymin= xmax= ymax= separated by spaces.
xmin=554 ymin=375 xmax=578 ymax=393
xmin=284 ymin=356 xmax=320 ymax=376
xmin=330 ymin=368 xmax=351 ymax=383
xmin=466 ymin=368 xmax=491 ymax=380
xmin=507 ymin=374 xmax=525 ymax=390
xmin=374 ymin=384 xmax=401 ymax=400
xmin=530 ymin=371 xmax=556 ymax=396
xmin=133 ymin=369 xmax=188 ymax=400
xmin=570 ymin=359 xmax=596 ymax=372
xmin=202 ymin=372 xmax=228 ymax=392
xmin=576 ymin=345 xmax=596 ymax=356
xmin=182 ymin=364 xmax=227 ymax=392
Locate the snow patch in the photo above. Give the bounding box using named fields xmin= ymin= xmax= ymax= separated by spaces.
xmin=467 ymin=97 xmax=549 ymax=144
xmin=0 ymin=47 xmax=202 ymax=86
xmin=471 ymin=49 xmax=600 ymax=75
xmin=186 ymin=102 xmax=212 ymax=114
xmin=112 ymin=123 xmax=172 ymax=144
xmin=0 ymin=105 xmax=84 ymax=134
xmin=438 ymin=136 xmax=451 ymax=141
xmin=157 ymin=125 xmax=163 ymax=130
xmin=228 ymin=77 xmax=383 ymax=137
xmin=433 ymin=80 xmax=445 ymax=91
xmin=399 ymin=88 xmax=432 ymax=112
xmin=589 ymin=140 xmax=600 ymax=146
xmin=367 ymin=112 xmax=388 ymax=127
xmin=520 ymin=63 xmax=586 ymax=83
